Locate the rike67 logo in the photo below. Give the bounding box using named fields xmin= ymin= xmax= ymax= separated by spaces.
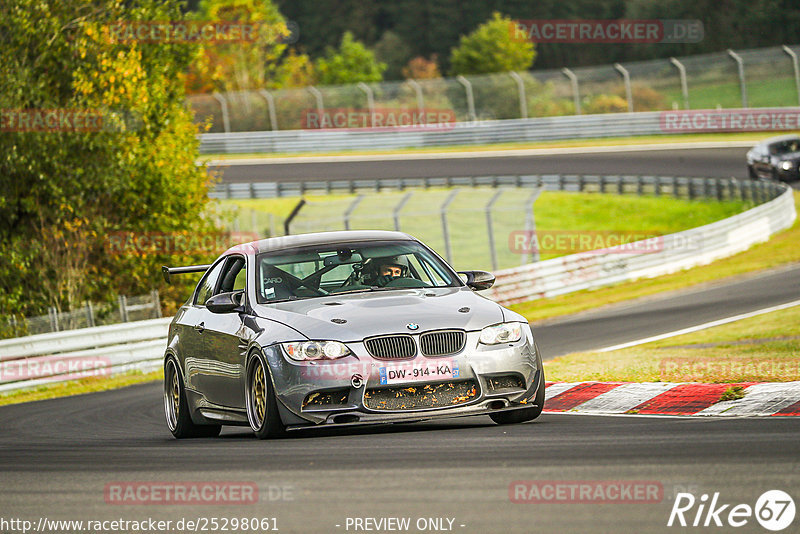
xmin=668 ymin=490 xmax=795 ymax=531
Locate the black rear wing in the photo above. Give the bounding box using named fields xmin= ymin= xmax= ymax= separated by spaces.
xmin=161 ymin=264 xmax=211 ymax=284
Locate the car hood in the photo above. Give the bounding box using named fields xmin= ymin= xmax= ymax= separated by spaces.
xmin=252 ymin=287 xmax=505 ymax=341
xmin=775 ymin=152 xmax=800 ymax=161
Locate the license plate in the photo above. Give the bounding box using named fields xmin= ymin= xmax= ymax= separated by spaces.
xmin=378 ymin=360 xmax=459 ymax=385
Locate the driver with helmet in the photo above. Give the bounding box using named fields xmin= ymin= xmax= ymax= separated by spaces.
xmin=363 ymin=255 xmax=409 ymax=287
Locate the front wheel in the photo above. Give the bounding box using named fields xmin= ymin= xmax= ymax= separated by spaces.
xmin=490 ymin=371 xmax=546 ymax=425
xmin=245 ymin=352 xmax=286 ymax=439
xmin=164 ymin=358 xmax=221 ymax=439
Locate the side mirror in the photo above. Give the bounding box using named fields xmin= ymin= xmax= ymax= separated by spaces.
xmin=206 ymin=291 xmax=244 ymax=314
xmin=457 ymin=270 xmax=495 ymax=291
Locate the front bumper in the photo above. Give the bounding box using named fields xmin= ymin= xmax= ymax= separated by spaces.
xmin=262 ymin=329 xmax=543 ymax=427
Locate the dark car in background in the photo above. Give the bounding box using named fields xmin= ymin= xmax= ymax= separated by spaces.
xmin=746 ymin=135 xmax=800 ymax=181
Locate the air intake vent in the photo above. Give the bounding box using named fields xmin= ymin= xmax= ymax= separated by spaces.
xmin=419 ymin=330 xmax=466 ymax=356
xmin=365 ymin=335 xmax=416 ymax=359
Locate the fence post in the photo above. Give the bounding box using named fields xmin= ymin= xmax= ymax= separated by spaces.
xmin=456 ymin=75 xmax=477 ymax=123
xmin=406 ymin=79 xmax=425 ymax=116
xmin=85 ymin=301 xmax=95 ymax=328
xmin=521 ymin=187 xmax=543 ymax=265
xmin=782 ymin=46 xmax=800 ymax=106
xmin=440 ymin=189 xmax=460 ymax=264
xmin=614 ymin=63 xmax=634 ymax=112
xmin=727 ymin=49 xmax=748 ymax=108
xmin=669 ymin=57 xmax=690 ymax=109
xmin=484 ymin=189 xmax=504 ymax=271
xmin=284 ymin=199 xmax=306 ymax=235
xmin=393 ymin=192 xmax=413 ymax=232
xmin=151 ymin=289 xmax=162 ymax=319
xmin=509 ymin=71 xmax=528 ymax=119
xmin=48 ymin=307 xmax=58 ymax=332
xmin=343 ymin=195 xmax=364 ymax=231
xmin=357 ymin=82 xmax=375 ymax=127
xmin=212 ymin=92 xmax=231 ymax=133
xmin=561 ymin=68 xmax=581 ymax=114
xmin=118 ymin=295 xmax=129 ymax=323
xmin=258 ymin=89 xmax=278 ymax=131
xmin=636 ymin=176 xmax=643 ymax=196
xmin=307 ymin=85 xmax=324 ymax=119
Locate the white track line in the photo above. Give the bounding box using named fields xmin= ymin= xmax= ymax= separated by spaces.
xmin=203 ymin=140 xmax=757 ymax=166
xmin=596 ymin=298 xmax=800 ymax=353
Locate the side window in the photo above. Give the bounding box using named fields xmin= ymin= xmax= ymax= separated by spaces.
xmin=194 ymin=260 xmax=226 ymax=306
xmin=234 ymin=268 xmax=246 ymax=291
xmin=218 ymin=256 xmax=246 ymax=294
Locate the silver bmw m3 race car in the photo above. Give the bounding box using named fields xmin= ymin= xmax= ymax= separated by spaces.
xmin=162 ymin=230 xmax=545 ymax=439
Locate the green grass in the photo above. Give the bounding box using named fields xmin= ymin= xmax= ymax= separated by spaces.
xmin=198 ymin=132 xmax=778 ymax=161
xmin=664 ymin=76 xmax=799 ymax=110
xmin=513 ymin=191 xmax=800 ymax=322
xmin=544 ymin=303 xmax=800 ymax=383
xmin=221 ymin=190 xmax=752 ymax=272
xmin=0 ymin=370 xmax=162 ymax=407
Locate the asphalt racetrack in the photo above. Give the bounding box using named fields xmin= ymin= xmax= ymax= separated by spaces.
xmin=2 ymin=146 xmax=799 ymax=533
xmin=213 ymin=146 xmax=749 ymax=183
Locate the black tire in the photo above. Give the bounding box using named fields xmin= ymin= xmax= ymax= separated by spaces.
xmin=245 ymin=352 xmax=286 ymax=439
xmin=490 ymin=371 xmax=546 ymax=425
xmin=748 ymin=165 xmax=757 ymax=179
xmin=164 ymin=358 xmax=222 ymax=439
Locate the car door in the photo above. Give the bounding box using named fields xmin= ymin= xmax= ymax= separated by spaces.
xmin=181 ymin=258 xmax=227 ymax=397
xmin=200 ymin=255 xmax=254 ymax=410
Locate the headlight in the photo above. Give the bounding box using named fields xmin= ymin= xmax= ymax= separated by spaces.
xmin=282 ymin=341 xmax=351 ymax=361
xmin=781 ymin=161 xmax=793 ymax=171
xmin=479 ymin=322 xmax=523 ymax=345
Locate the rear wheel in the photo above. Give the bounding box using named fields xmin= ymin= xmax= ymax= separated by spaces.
xmin=164 ymin=358 xmax=221 ymax=438
xmin=490 ymin=371 xmax=545 ymax=425
xmin=246 ymin=353 xmax=286 ymax=439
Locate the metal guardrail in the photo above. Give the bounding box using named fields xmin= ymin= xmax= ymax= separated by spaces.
xmin=199 ymin=111 xmax=672 ymax=154
xmin=2 ymin=177 xmax=794 ymax=394
xmin=0 ymin=318 xmax=170 ymax=393
xmin=211 ymin=173 xmax=787 ymax=202
xmin=198 ymin=107 xmax=800 ymax=154
xmin=485 ymin=181 xmax=796 ymax=305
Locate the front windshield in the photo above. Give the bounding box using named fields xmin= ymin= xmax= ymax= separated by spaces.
xmin=770 ymin=139 xmax=800 ymax=155
xmin=255 ymin=240 xmax=461 ymax=304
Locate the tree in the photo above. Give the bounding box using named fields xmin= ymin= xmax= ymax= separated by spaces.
xmin=374 ymin=31 xmax=412 ymax=81
xmin=449 ymin=12 xmax=536 ymax=76
xmin=315 ymin=32 xmax=386 ymax=85
xmin=186 ymin=0 xmax=290 ymax=93
xmin=0 ymin=0 xmax=215 ymax=321
xmin=403 ymin=56 xmax=442 ymax=80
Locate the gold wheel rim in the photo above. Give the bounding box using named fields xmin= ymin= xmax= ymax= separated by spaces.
xmin=253 ymin=363 xmax=266 ymax=425
xmin=171 ymin=370 xmax=180 ymax=419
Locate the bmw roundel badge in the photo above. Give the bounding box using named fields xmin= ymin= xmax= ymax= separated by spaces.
xmin=406 ymin=323 xmax=420 ymax=331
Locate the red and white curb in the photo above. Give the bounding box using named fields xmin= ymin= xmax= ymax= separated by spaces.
xmin=542 ymin=381 xmax=800 ymax=416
